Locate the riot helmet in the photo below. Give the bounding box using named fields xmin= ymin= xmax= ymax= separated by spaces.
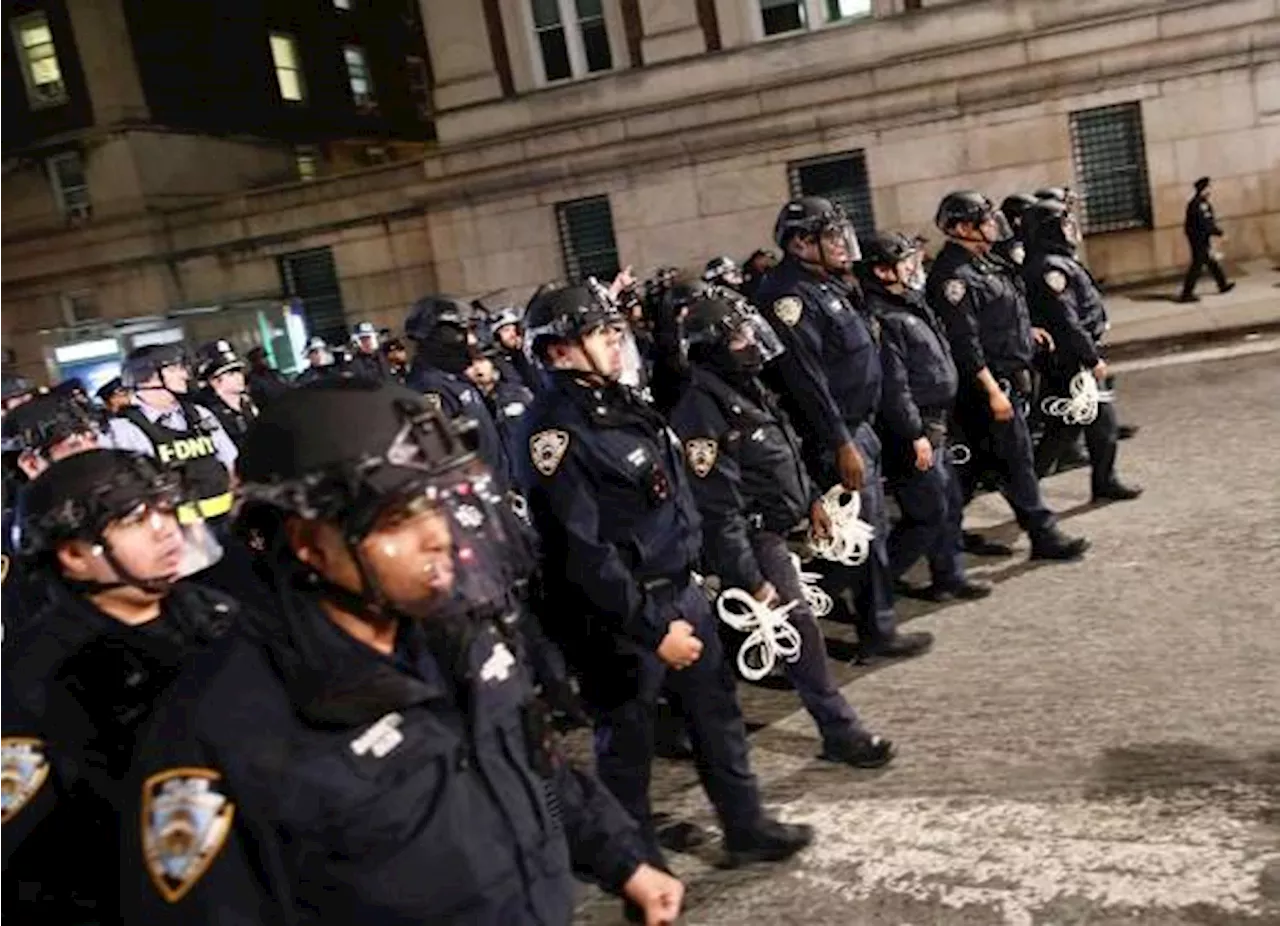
xmin=405 ymin=295 xmax=477 ymax=376
xmin=935 ymin=190 xmax=1012 ymax=248
xmin=2 ymin=392 xmax=103 ymax=477
xmin=858 ymin=231 xmax=925 ymax=291
xmin=524 ymin=283 xmax=641 ymax=385
xmin=20 ymin=449 xmax=222 ymax=593
xmin=1000 ymin=193 xmax=1040 ymax=234
xmin=773 ymin=196 xmax=861 ymax=270
xmin=121 ymin=343 xmax=191 ymax=395
xmin=703 ymin=255 xmax=745 ymax=289
xmin=1022 ymin=199 xmax=1081 ymax=255
xmin=235 ymin=380 xmax=522 ymax=625
xmin=683 ymin=293 xmax=784 ymax=379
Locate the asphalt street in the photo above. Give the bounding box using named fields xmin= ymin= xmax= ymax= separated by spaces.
xmin=574 ymin=343 xmax=1280 ymax=925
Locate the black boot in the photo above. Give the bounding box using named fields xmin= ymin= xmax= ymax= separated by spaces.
xmin=1029 ymin=527 xmax=1089 ymax=561
xmin=857 ymin=630 xmax=934 ymax=661
xmin=1092 ymin=481 xmax=1143 ymax=502
xmin=962 ymin=531 xmax=1013 ymax=556
xmin=1117 ymin=424 xmax=1140 ymax=441
xmin=723 ymin=819 xmax=814 ymax=868
xmin=819 ymin=734 xmax=895 ymax=769
xmin=923 ymin=578 xmax=993 ymax=602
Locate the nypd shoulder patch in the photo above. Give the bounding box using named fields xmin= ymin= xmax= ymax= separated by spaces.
xmin=142 ymin=768 xmax=235 ymax=903
xmin=773 ymin=297 xmax=803 ymax=327
xmin=1045 ymin=269 xmax=1068 ymax=294
xmin=685 ymin=438 xmax=719 ymax=478
xmin=943 ymin=279 xmax=967 ymax=304
xmin=529 ymin=429 xmax=570 ymax=477
xmin=1 ymin=737 xmax=49 ymax=824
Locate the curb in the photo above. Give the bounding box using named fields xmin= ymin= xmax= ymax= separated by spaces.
xmin=1104 ymin=318 xmax=1280 ymax=362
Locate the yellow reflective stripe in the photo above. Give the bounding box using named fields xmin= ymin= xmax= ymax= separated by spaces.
xmin=176 ymin=493 xmax=233 ymax=525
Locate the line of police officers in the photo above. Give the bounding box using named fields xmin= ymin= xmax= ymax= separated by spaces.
xmin=1 ymin=185 xmax=1139 ymax=925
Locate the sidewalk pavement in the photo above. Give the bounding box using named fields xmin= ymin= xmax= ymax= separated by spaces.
xmin=1103 ymin=258 xmax=1280 ymax=357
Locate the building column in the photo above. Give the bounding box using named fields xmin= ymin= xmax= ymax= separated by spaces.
xmin=65 ymin=0 xmax=149 ymax=125
xmin=418 ymin=0 xmax=506 ymax=112
xmin=637 ymin=0 xmax=707 ymax=65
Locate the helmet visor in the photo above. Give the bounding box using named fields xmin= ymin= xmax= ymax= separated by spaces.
xmin=726 ymin=306 xmax=785 ymax=366
xmin=819 ymin=214 xmax=861 ymax=267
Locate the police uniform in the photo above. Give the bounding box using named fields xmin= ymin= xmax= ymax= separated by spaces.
xmin=520 ymin=370 xmax=783 ymax=863
xmin=346 ymin=348 xmax=394 ymax=383
xmin=408 ymin=361 xmax=513 ymax=491
xmin=1179 ymin=182 xmax=1232 ymax=300
xmin=194 ymin=388 xmax=257 ymax=453
xmin=485 ymin=374 xmax=535 ymax=472
xmin=926 ymin=240 xmax=1060 ymax=538
xmin=864 ymin=278 xmax=967 ymax=591
xmin=669 ymin=366 xmax=887 ymax=761
xmin=754 ymin=254 xmax=899 ymax=645
xmin=1023 ymin=249 xmax=1125 ymax=496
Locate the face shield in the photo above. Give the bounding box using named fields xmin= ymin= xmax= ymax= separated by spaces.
xmin=725 ymin=305 xmax=785 ymax=370
xmin=816 ymin=210 xmax=862 ymax=270
xmin=1062 ymin=213 xmax=1082 ymax=247
xmin=982 ymin=209 xmax=1015 ymax=245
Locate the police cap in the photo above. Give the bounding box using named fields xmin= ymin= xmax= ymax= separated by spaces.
xmin=95 ymin=376 xmax=127 ymax=404
xmin=20 ymin=449 xmax=180 ymax=555
xmin=195 ymin=340 xmax=244 ymax=381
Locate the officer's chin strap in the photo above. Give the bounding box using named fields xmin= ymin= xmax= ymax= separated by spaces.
xmin=809 ymin=485 xmax=874 ymax=567
xmin=1041 ymin=369 xmax=1113 ymax=427
xmin=715 ymin=587 xmax=802 ymax=681
xmin=787 ymin=552 xmax=833 ymax=618
xmin=62 ymin=537 xmax=175 ymax=597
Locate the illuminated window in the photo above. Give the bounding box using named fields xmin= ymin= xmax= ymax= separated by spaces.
xmin=269 ymin=32 xmax=306 ymax=102
xmin=47 ymin=152 xmax=91 ymax=222
xmin=759 ymin=0 xmax=871 ymax=36
xmin=10 ymin=12 xmax=67 ymax=108
xmin=343 ymin=45 xmax=376 ymax=109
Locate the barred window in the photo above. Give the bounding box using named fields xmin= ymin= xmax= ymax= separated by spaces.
xmin=555 ymin=195 xmax=620 ymax=283
xmin=787 ymin=150 xmax=876 ymax=241
xmin=1069 ymin=102 xmax=1153 ymax=234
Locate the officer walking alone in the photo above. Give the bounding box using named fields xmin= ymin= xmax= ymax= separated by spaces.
xmin=1178 ymin=176 xmax=1235 ymax=303
xmin=518 ymin=285 xmax=813 ymax=887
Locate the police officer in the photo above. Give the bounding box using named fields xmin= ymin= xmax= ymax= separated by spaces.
xmin=3 ymin=449 xmax=234 ymax=921
xmin=95 ymin=376 xmax=131 ymax=415
xmin=120 ymin=381 xmax=685 ymax=925
xmin=740 ymin=248 xmax=778 ymax=303
xmin=998 ymin=193 xmax=1039 ymax=267
xmin=703 ymin=255 xmax=746 ymax=292
xmin=244 ymin=346 xmax=289 ymax=407
xmin=108 ymin=345 xmax=237 ymax=529
xmin=489 ymin=304 xmax=541 ymax=392
xmin=754 ymin=196 xmax=933 ymax=659
xmin=1022 ymin=201 xmax=1142 ymax=502
xmin=347 ymin=321 xmax=393 ymax=382
xmin=859 ymin=233 xmax=991 ymax=601
xmin=519 ymin=284 xmax=813 ymax=873
xmin=381 ymin=336 xmax=411 ymax=384
xmin=669 ymin=294 xmax=894 ymax=767
xmin=296 ymin=336 xmax=338 ymax=384
xmin=194 ymin=340 xmax=258 ymax=452
xmin=467 ymin=338 xmax=536 ymax=474
xmin=1178 ymin=176 xmax=1235 ymax=302
xmin=406 ymin=294 xmax=514 ymax=490
xmin=926 ymin=191 xmax=1088 ymax=561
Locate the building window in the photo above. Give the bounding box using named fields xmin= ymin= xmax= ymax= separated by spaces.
xmin=10 ymin=12 xmax=68 ymax=108
xmin=787 ymin=150 xmax=876 ymax=241
xmin=333 ymin=0 xmax=352 ymax=9
xmin=269 ymin=32 xmax=306 ymax=103
xmin=405 ymin=54 xmax=432 ymax=121
xmin=1069 ymin=102 xmax=1153 ymax=234
xmin=61 ymin=291 xmax=100 ymax=325
xmin=530 ymin=0 xmax=613 ymax=84
xmin=343 ymin=45 xmax=376 ymax=110
xmin=295 ymin=146 xmax=320 ymax=181
xmin=555 ymin=195 xmax=620 ymax=282
xmin=759 ymin=0 xmax=871 ymax=36
xmin=47 ymin=152 xmax=91 ymax=222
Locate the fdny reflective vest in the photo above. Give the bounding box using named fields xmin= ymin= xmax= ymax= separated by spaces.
xmin=119 ymin=403 xmax=232 ymax=523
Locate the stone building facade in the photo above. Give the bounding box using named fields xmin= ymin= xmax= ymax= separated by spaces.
xmin=3 ymin=0 xmax=1278 ymax=383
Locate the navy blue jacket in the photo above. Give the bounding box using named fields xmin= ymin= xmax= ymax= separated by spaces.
xmin=517 ymin=371 xmax=702 ymax=658
xmin=926 ymin=241 xmax=1035 ymax=381
xmin=119 ymin=599 xmax=644 ymax=925
xmin=754 ymin=255 xmax=883 ymax=455
xmin=669 ymin=367 xmax=816 ymax=595
xmin=862 ymin=280 xmax=959 ymax=444
xmin=408 ymin=361 xmax=512 ymax=490
xmin=1023 ymin=248 xmax=1107 ymax=372
xmin=1184 ymin=194 xmax=1223 ymax=249
xmin=485 ymin=376 xmax=535 ymax=477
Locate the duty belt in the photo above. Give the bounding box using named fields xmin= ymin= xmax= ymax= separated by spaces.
xmin=177 ymin=492 xmax=233 ymax=525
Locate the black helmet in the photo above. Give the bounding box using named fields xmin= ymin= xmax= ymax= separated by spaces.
xmin=773 ymin=196 xmax=846 ymax=248
xmin=488 ymin=305 xmax=523 ymax=337
xmin=860 ymin=231 xmax=918 ymax=269
xmin=20 ymin=449 xmax=181 ymax=557
xmin=702 ymin=255 xmax=742 ymax=284
xmin=2 ymin=373 xmax=37 ymax=406
xmin=1022 ymin=199 xmax=1078 ymax=253
xmin=405 ymin=295 xmax=474 ymax=345
xmin=934 ymin=190 xmax=993 ymax=233
xmin=684 ymin=294 xmax=784 ymax=376
xmin=1035 ymin=186 xmax=1070 ymax=204
xmin=2 ymin=392 xmax=100 ymax=456
xmin=121 ymin=343 xmax=188 ymax=389
xmin=195 ymin=340 xmax=245 ymax=382
xmin=1000 ymin=193 xmax=1040 ymax=230
xmin=236 ymin=379 xmax=520 ymax=621
xmin=523 ymin=284 xmax=619 ymax=360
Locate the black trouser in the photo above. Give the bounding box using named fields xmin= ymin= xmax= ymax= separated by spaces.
xmin=1034 ymin=374 xmax=1119 ymax=495
xmin=589 ymin=582 xmax=762 ymax=864
xmin=1179 ymin=245 xmax=1229 ymax=298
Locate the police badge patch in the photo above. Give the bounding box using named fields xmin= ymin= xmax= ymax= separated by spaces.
xmin=1045 ymin=270 xmax=1068 ymax=294
xmin=529 ymin=429 xmax=570 ymax=477
xmin=773 ymin=297 xmax=803 ymax=327
xmin=1 ymin=737 xmax=49 ymax=824
xmin=944 ymin=279 xmax=967 ymax=304
xmin=685 ymin=438 xmax=719 ymax=478
xmin=142 ymin=768 xmax=235 ymax=903
xmin=422 ymin=392 xmax=443 ymax=412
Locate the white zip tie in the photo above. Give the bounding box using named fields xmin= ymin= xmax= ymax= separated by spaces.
xmin=788 ymin=552 xmax=833 ymax=617
xmin=809 ymin=484 xmax=874 ymax=567
xmin=716 ymin=587 xmax=803 ymax=681
xmin=1041 ymin=370 xmax=1114 ymax=427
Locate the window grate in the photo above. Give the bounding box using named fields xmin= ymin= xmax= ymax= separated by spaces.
xmin=787 ymin=150 xmax=876 ymax=242
xmin=1069 ymin=102 xmax=1153 ymax=235
xmin=279 ymin=248 xmax=346 ymax=345
xmin=555 ymin=196 xmax=620 ymax=283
